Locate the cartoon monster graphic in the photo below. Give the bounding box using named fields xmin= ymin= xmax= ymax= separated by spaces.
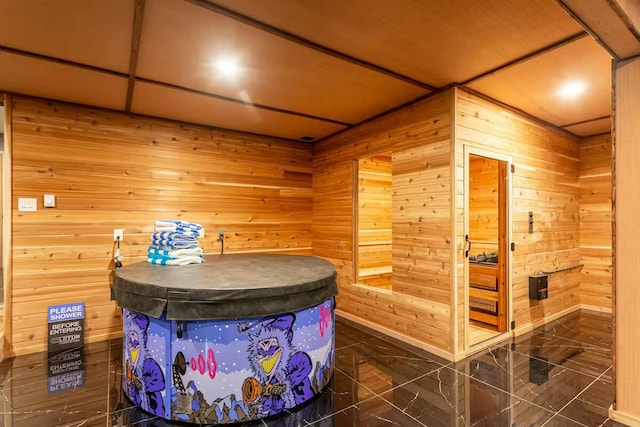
xmin=124 ymin=310 xmax=166 ymax=417
xmin=240 ymin=314 xmax=314 ymax=417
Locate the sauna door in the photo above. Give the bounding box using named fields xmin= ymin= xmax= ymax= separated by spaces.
xmin=465 ymin=151 xmax=510 ymax=343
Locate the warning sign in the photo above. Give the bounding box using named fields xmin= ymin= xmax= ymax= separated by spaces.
xmin=48 ymin=302 xmax=85 ymax=354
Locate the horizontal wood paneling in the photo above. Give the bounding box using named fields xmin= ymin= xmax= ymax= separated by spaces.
xmin=9 ymin=96 xmax=313 ymax=355
xmin=313 ymin=91 xmax=454 ymax=353
xmin=7 ymin=88 xmax=608 ymax=361
xmin=392 ymin=143 xmax=452 ymax=307
xmin=456 ymin=88 xmax=581 ymax=351
xmin=579 ymin=134 xmax=612 ymax=310
xmin=357 ymin=153 xmax=392 ymax=288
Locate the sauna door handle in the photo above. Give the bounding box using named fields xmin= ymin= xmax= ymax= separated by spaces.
xmin=465 ymin=235 xmax=471 ymax=258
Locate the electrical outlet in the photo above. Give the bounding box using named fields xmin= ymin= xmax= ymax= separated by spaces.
xmin=113 ymin=229 xmax=124 ymax=242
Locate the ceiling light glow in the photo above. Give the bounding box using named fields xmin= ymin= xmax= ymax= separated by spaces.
xmin=557 ymin=81 xmax=586 ymax=99
xmin=215 ymin=57 xmax=240 ymax=79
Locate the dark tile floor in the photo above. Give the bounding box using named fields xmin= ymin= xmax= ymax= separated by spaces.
xmin=0 ymin=310 xmax=624 ymax=426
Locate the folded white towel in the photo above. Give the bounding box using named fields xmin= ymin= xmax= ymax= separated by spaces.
xmin=148 ymin=246 xmax=203 ymax=257
xmin=151 ymin=239 xmax=198 ymax=249
xmin=147 ymin=256 xmax=204 ymax=266
xmin=153 ymin=227 xmax=202 ymax=237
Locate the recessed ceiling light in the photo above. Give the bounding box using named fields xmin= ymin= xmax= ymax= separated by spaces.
xmin=557 ymin=81 xmax=586 ymax=99
xmin=215 ymin=57 xmax=240 ymax=79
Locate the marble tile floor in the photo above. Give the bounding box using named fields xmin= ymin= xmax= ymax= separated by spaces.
xmin=0 ymin=309 xmax=624 ymax=427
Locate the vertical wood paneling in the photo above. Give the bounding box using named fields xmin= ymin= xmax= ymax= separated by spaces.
xmin=579 ymin=134 xmax=612 ymax=310
xmin=456 ymin=88 xmax=581 ymax=349
xmin=613 ymin=57 xmax=640 ymax=418
xmin=2 ymin=94 xmax=12 ymax=353
xmin=10 ymin=96 xmax=313 ymax=355
xmin=313 ymin=91 xmax=454 ymax=353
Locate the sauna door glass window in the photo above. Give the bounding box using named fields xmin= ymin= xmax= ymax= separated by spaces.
xmin=355 ymin=152 xmax=392 ymax=290
xmin=467 ymin=154 xmax=508 ymax=333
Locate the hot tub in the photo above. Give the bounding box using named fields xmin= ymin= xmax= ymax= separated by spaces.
xmin=112 ymin=254 xmax=338 ymax=424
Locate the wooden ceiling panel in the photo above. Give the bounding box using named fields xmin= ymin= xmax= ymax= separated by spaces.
xmin=130 ymin=81 xmax=347 ymax=141
xmin=136 ymin=0 xmax=429 ymax=124
xmin=0 ymin=0 xmax=135 ymax=72
xmin=0 ymin=0 xmax=135 ymax=73
xmin=0 ymin=52 xmax=128 ymax=110
xmin=564 ymin=117 xmax=611 ymax=137
xmin=558 ymin=0 xmax=640 ymax=59
xmin=207 ymin=0 xmax=584 ymax=86
xmin=467 ymin=37 xmax=612 ymax=127
xmin=0 ymin=0 xmax=614 ymax=141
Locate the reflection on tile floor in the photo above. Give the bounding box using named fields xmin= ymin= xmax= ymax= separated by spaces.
xmin=0 ymin=310 xmax=626 ymax=426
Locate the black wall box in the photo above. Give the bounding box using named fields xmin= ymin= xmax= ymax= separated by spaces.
xmin=529 ymin=275 xmax=548 ymax=300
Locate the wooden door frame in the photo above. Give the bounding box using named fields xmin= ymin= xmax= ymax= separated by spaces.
xmin=2 ymin=94 xmax=12 ymax=358
xmin=463 ymin=146 xmax=513 ymax=351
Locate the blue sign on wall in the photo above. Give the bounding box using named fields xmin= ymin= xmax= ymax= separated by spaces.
xmin=48 ymin=302 xmax=84 ymax=323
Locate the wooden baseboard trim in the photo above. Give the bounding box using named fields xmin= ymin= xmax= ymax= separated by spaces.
xmin=335 ymin=309 xmax=455 ymax=362
xmin=580 ymin=304 xmax=612 ymax=314
xmin=512 ymin=305 xmax=582 ymax=336
xmin=610 ymin=405 xmax=640 ymax=426
xmin=454 ymin=332 xmax=512 ymax=361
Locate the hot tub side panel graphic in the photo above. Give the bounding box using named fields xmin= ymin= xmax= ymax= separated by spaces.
xmin=123 ymin=309 xmax=170 ymax=418
xmin=170 ymin=299 xmax=335 ymax=424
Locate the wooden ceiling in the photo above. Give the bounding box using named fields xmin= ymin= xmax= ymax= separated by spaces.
xmin=0 ymin=0 xmax=615 ymax=141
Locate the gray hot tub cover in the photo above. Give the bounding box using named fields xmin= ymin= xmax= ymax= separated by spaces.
xmin=112 ymin=254 xmax=338 ymax=320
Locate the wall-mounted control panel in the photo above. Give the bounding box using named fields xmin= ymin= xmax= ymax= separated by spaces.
xmin=529 ymin=274 xmax=548 ymax=300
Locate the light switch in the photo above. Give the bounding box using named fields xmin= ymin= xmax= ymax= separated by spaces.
xmin=44 ymin=194 xmax=55 ymax=208
xmin=18 ymin=198 xmax=37 ymax=212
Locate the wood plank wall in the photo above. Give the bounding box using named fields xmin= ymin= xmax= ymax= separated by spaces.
xmin=613 ymin=58 xmax=640 ymax=419
xmin=579 ymin=134 xmax=612 ymax=310
xmin=9 ymin=96 xmax=313 ymax=355
xmin=357 ymin=153 xmax=392 ymax=288
xmin=392 ymin=143 xmax=452 ymax=311
xmin=469 ymin=155 xmax=499 ymax=256
xmin=455 ymin=88 xmax=581 ymax=352
xmin=313 ymin=91 xmax=454 ymax=354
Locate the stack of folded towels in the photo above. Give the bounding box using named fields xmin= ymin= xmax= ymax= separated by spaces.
xmin=147 ymin=220 xmax=204 ymax=266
